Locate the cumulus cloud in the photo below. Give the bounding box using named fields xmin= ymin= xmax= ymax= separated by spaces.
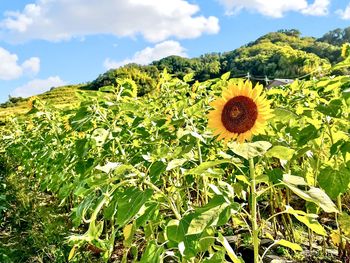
xmin=0 ymin=47 xmax=40 ymax=80
xmin=337 ymin=3 xmax=350 ymax=19
xmin=0 ymin=0 xmax=219 ymax=43
xmin=217 ymin=0 xmax=330 ymax=18
xmin=302 ymin=0 xmax=330 ymax=16
xmin=11 ymin=76 xmax=66 ymax=98
xmin=22 ymin=57 xmax=40 ymax=76
xmin=104 ymin=40 xmax=188 ymax=69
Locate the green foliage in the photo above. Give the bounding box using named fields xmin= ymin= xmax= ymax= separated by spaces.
xmin=87 ymin=64 xmax=159 ymax=95
xmin=1 ymin=72 xmax=348 ymax=262
xmin=318 ymin=27 xmax=350 ymax=46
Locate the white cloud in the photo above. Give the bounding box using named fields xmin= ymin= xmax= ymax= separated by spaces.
xmin=217 ymin=0 xmax=330 ymax=18
xmin=0 ymin=47 xmax=40 ymax=80
xmin=0 ymin=0 xmax=219 ymax=43
xmin=337 ymin=3 xmax=350 ymax=19
xmin=302 ymin=0 xmax=330 ymax=16
xmin=11 ymin=76 xmax=66 ymax=98
xmin=104 ymin=40 xmax=188 ymax=69
xmin=22 ymin=57 xmax=40 ymax=76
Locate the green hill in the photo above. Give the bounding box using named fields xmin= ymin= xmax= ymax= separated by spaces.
xmin=90 ymin=28 xmax=348 ymax=91
xmin=0 ymin=85 xmax=100 ymax=119
xmin=1 ymin=27 xmax=349 ymax=118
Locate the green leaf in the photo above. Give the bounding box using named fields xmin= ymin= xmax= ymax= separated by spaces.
xmin=318 ymin=166 xmax=350 ymax=199
xmin=272 ymin=108 xmax=298 ymax=123
xmin=282 ymin=175 xmax=338 ymax=213
xmin=187 ymin=195 xmax=230 ymax=235
xmin=184 ymin=72 xmax=195 ymax=82
xmin=91 ymin=128 xmax=109 ymax=147
xmin=198 ymin=228 xmax=216 ymax=252
xmin=117 ymin=187 xmax=153 ymax=226
xmin=276 ymin=240 xmax=302 ymax=252
xmin=297 ymin=124 xmax=320 ymax=146
xmin=149 ymin=161 xmax=166 ymax=184
xmin=283 ymin=174 xmax=308 ymax=186
xmin=221 ymin=72 xmax=230 ymax=81
xmin=139 ymin=240 xmax=164 ymax=263
xmin=339 ymin=212 xmax=350 ymax=237
xmin=135 ymin=202 xmax=159 ymax=228
xmin=294 ymin=214 xmax=327 ymax=236
xmin=330 ymin=139 xmax=350 ymax=159
xmin=217 ymin=233 xmax=244 ymax=263
xmin=123 ymin=223 xmax=136 ymax=247
xmin=343 ymin=87 xmax=350 ymax=106
xmin=228 ymin=141 xmax=272 ymax=160
xmin=266 ymin=168 xmax=283 ymax=184
xmin=87 ymin=220 xmax=104 ymax=240
xmin=309 ymin=188 xmax=338 ymax=213
xmin=330 ymin=139 xmax=346 ymax=157
xmin=316 ymin=99 xmax=343 ymax=118
xmin=266 ymin=146 xmax=295 ymax=161
xmin=285 ymin=206 xmax=326 ymax=236
xmin=95 ymin=162 xmax=121 ymax=174
xmin=185 ymin=160 xmax=231 ymax=175
xmin=166 ymin=158 xmax=187 ymax=171
xmin=202 ymin=251 xmax=226 ymax=263
xmin=166 ymin=219 xmax=186 ymax=243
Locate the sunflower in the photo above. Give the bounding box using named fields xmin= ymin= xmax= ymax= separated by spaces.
xmin=208 ymin=80 xmax=273 ymax=143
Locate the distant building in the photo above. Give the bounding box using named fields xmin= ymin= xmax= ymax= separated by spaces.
xmin=267 ymin=78 xmax=294 ymax=89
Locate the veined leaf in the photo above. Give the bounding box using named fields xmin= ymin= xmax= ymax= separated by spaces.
xmin=117 ymin=187 xmax=153 ymax=227
xmin=217 ymin=233 xmax=244 ymax=263
xmin=228 ymin=141 xmax=272 ymax=160
xmin=185 ymin=160 xmax=231 ymax=175
xmin=276 ymin=239 xmax=302 ymax=252
xmin=123 ymin=223 xmax=136 ymax=247
xmin=318 ymin=166 xmax=350 ymax=199
xmin=282 ymin=175 xmax=338 ymax=213
xmin=272 ymin=108 xmax=298 ymax=123
xmin=187 ymin=195 xmax=231 ymax=235
xmin=316 ymin=99 xmax=343 ymax=118
xmin=283 ymin=174 xmax=308 ymax=186
xmin=221 ymin=72 xmax=230 ymax=81
xmin=339 ymin=212 xmax=350 ymax=237
xmin=139 ymin=241 xmax=164 ymax=263
xmin=166 ymin=158 xmax=187 ymax=171
xmin=266 ymin=146 xmax=295 ymax=161
xmin=166 ymin=219 xmax=185 ymax=243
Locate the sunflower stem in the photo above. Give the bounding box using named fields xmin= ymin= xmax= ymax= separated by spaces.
xmin=249 ymin=158 xmax=259 ymax=263
xmin=197 ymin=139 xmax=208 ymax=204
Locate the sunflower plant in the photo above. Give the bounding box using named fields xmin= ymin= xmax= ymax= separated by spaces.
xmin=208 ymin=80 xmax=273 ymax=263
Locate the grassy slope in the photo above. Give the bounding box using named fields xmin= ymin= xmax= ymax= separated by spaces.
xmin=0 ymin=85 xmax=100 ymax=119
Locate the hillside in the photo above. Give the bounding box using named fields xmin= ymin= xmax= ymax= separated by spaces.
xmin=1 ymin=27 xmax=349 ymax=117
xmin=88 ymin=28 xmax=349 ymax=91
xmin=0 ymin=85 xmax=110 ymax=119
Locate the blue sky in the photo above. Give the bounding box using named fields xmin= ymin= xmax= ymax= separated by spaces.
xmin=0 ymin=0 xmax=349 ymax=102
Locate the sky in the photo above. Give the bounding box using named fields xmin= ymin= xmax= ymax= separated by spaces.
xmin=0 ymin=0 xmax=350 ymax=102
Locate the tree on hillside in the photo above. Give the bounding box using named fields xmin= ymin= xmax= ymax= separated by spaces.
xmin=318 ymin=27 xmax=350 ymax=46
xmin=87 ymin=64 xmax=159 ymax=95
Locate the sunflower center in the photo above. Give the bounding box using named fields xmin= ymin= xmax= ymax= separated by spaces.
xmin=230 ymin=106 xmax=241 ymax=118
xmin=221 ymin=96 xmax=258 ymax=134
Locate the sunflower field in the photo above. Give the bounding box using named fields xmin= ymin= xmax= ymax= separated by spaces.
xmin=0 ymin=69 xmax=349 ymax=262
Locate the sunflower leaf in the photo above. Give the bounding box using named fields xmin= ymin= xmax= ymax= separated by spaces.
xmin=228 ymin=141 xmax=272 ymax=160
